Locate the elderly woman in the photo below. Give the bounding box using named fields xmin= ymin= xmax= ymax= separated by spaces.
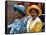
xmin=9 ymin=4 xmax=31 ymax=34
xmin=26 ymin=5 xmax=43 ymax=32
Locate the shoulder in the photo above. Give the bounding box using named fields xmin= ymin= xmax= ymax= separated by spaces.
xmin=26 ymin=16 xmax=31 ymax=18
xmin=37 ymin=17 xmax=42 ymax=23
xmin=36 ymin=18 xmax=43 ymax=26
xmin=25 ymin=16 xmax=31 ymax=20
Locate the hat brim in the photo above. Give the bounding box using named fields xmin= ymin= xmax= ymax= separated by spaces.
xmin=26 ymin=5 xmax=42 ymax=16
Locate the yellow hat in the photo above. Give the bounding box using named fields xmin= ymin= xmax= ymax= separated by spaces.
xmin=26 ymin=5 xmax=42 ymax=16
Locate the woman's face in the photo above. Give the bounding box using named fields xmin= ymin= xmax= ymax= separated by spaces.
xmin=30 ymin=9 xmax=38 ymax=17
xmin=14 ymin=10 xmax=22 ymax=18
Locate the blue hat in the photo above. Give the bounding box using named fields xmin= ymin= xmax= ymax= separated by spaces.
xmin=13 ymin=4 xmax=25 ymax=16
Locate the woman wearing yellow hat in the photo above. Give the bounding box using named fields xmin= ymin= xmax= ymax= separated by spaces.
xmin=26 ymin=5 xmax=43 ymax=32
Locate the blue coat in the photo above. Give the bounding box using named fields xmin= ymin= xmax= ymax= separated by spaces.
xmin=10 ymin=16 xmax=31 ymax=34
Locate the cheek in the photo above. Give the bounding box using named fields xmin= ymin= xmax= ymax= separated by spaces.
xmin=15 ymin=12 xmax=18 ymax=14
xmin=14 ymin=12 xmax=20 ymax=16
xmin=31 ymin=13 xmax=37 ymax=16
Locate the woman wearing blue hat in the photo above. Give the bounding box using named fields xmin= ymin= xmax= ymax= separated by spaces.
xmin=9 ymin=4 xmax=31 ymax=34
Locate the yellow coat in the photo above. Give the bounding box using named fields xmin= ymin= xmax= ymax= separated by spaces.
xmin=30 ymin=20 xmax=43 ymax=32
xmin=27 ymin=17 xmax=43 ymax=32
